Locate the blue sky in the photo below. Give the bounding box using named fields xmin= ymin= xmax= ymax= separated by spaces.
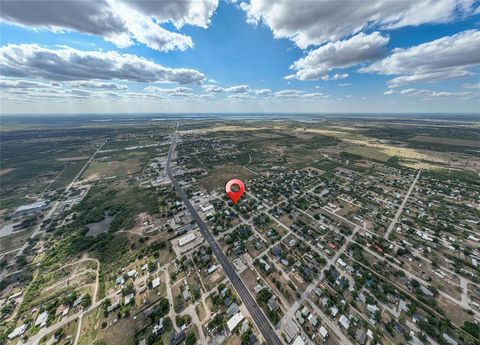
xmin=1 ymin=0 xmax=479 ymax=114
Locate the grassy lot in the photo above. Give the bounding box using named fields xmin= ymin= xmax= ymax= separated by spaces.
xmin=198 ymin=164 xmax=255 ymax=191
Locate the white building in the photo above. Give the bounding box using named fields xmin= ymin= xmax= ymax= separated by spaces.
xmin=8 ymin=324 xmax=28 ymax=340
xmin=178 ymin=233 xmax=196 ymax=247
xmin=292 ymin=336 xmax=305 ymax=345
xmin=152 ymin=277 xmax=160 ymax=289
xmin=227 ymin=312 xmax=244 ymax=332
xmin=339 ymin=315 xmax=351 ymax=330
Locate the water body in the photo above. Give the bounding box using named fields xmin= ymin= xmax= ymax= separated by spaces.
xmin=86 ymin=213 xmax=113 ymax=236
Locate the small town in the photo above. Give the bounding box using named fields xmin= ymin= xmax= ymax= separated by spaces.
xmin=1 ymin=118 xmax=479 ymax=345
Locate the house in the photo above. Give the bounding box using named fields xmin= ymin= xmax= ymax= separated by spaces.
xmin=107 ymin=302 xmax=120 ymax=313
xmin=153 ymin=318 xmax=164 ymax=336
xmin=170 ymin=330 xmax=186 ymax=345
xmin=182 ymin=289 xmax=190 ymax=301
xmin=35 ymin=311 xmax=48 ymax=328
xmin=116 ymin=276 xmax=125 ymax=285
xmin=442 ymin=333 xmax=458 ymax=345
xmin=292 ymin=335 xmax=305 ymax=345
xmin=8 ymin=324 xmax=28 ymax=340
xmin=330 ymin=306 xmax=339 ymax=317
xmin=339 ymin=315 xmax=350 ymax=330
xmin=127 ymin=269 xmax=137 ymax=278
xmin=268 ymin=297 xmax=279 ymax=311
xmin=152 ymin=277 xmax=160 ymax=289
xmin=73 ymin=296 xmax=83 ymax=307
xmin=226 ymin=303 xmax=240 ymax=318
xmin=355 ymin=328 xmax=367 ymax=345
xmin=295 ymin=311 xmax=305 ymax=325
xmin=207 ymin=265 xmax=218 ymax=274
xmin=319 ymin=326 xmax=328 ymax=340
xmin=124 ymin=293 xmax=134 ymax=305
xmin=55 ymin=304 xmax=68 ymax=316
xmin=397 ymin=300 xmax=408 ymax=313
xmin=227 ymin=312 xmax=245 ymax=332
xmin=307 ymin=313 xmax=318 ymax=327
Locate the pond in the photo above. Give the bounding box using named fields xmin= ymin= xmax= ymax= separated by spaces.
xmin=86 ymin=212 xmax=113 ymax=236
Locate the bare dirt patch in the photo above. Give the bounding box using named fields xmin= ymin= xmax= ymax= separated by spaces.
xmin=0 ymin=168 xmax=15 ymax=176
xmin=56 ymin=156 xmax=89 ymax=161
xmin=410 ymin=135 xmax=480 ymax=147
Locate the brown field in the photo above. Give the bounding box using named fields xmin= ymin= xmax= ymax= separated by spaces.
xmin=0 ymin=168 xmax=15 ymax=176
xmin=437 ymin=295 xmax=474 ymax=327
xmin=56 ymin=156 xmax=89 ymax=161
xmin=82 ymin=159 xmax=141 ymax=179
xmin=410 ymin=135 xmax=480 ymax=147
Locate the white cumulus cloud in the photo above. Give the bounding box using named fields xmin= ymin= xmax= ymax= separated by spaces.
xmin=0 ymin=0 xmax=219 ymax=52
xmin=0 ymin=44 xmax=206 ymax=84
xmin=243 ymin=0 xmax=478 ymax=48
xmin=362 ymin=30 xmax=480 ymax=87
xmin=288 ymin=32 xmax=389 ymax=81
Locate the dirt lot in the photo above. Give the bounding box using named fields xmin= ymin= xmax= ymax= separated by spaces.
xmin=240 ymin=268 xmax=260 ymax=294
xmin=56 ymin=156 xmax=89 ymax=161
xmin=82 ymin=159 xmax=142 ymax=180
xmin=410 ymin=135 xmax=480 ymax=147
xmin=0 ymin=168 xmax=15 ymax=176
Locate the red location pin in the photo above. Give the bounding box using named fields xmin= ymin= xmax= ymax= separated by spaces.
xmin=225 ymin=179 xmax=245 ymax=205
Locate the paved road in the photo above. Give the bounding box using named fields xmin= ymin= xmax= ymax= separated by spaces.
xmin=384 ymin=170 xmax=421 ymax=239
xmin=166 ymin=131 xmax=283 ymax=345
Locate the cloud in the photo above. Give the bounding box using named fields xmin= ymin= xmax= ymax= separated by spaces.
xmin=254 ymin=88 xmax=272 ymax=95
xmin=321 ymin=73 xmax=350 ymax=81
xmin=301 ymin=92 xmax=330 ymax=99
xmin=0 ymin=0 xmax=218 ymax=52
xmin=274 ymin=89 xmax=305 ymax=97
xmin=225 ymin=84 xmax=250 ymax=93
xmin=121 ymin=0 xmax=218 ymax=29
xmin=243 ymin=0 xmax=478 ymax=48
xmin=384 ymin=88 xmax=472 ymax=97
xmin=227 ymin=94 xmax=256 ymax=100
xmin=0 ymin=44 xmax=206 ymax=84
xmin=0 ymin=79 xmax=56 ymax=89
xmin=144 ymin=86 xmax=193 ymax=96
xmin=362 ymin=30 xmax=480 ymax=87
xmin=289 ymin=32 xmax=389 ymax=81
xmin=1 ymin=0 xmax=126 ymax=36
xmin=338 ymin=83 xmax=351 ymax=87
xmin=201 ymin=84 xmax=225 ymax=93
xmin=462 ymin=82 xmax=480 ymax=89
xmin=67 ymin=81 xmax=128 ymax=90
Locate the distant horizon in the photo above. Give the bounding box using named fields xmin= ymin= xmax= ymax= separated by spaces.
xmin=1 ymin=112 xmax=479 ymax=121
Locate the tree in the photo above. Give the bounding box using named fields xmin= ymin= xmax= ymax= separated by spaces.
xmin=82 ymin=294 xmax=92 ymax=308
xmin=185 ymin=332 xmax=196 ymax=345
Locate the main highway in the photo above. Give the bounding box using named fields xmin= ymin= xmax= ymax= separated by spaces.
xmin=166 ymin=127 xmax=284 ymax=345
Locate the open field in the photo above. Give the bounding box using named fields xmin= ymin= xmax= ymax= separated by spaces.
xmin=410 ymin=135 xmax=480 ymax=147
xmin=198 ymin=163 xmax=255 ymax=191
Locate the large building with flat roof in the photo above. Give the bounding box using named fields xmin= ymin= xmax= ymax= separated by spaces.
xmin=178 ymin=233 xmax=196 ymax=247
xmin=13 ymin=200 xmax=48 ymax=217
